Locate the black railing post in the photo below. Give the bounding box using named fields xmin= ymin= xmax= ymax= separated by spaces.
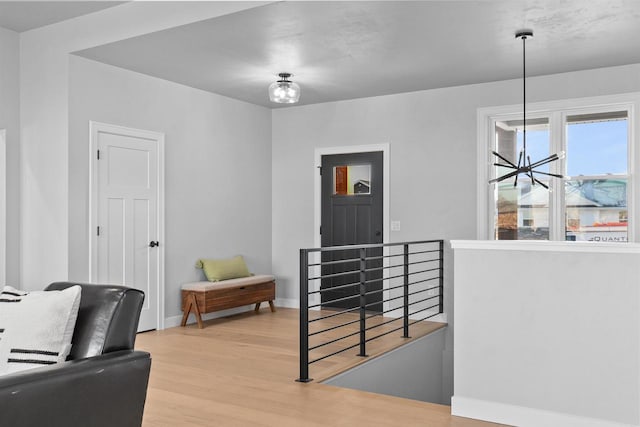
xmin=402 ymin=243 xmax=410 ymax=338
xmin=296 ymin=249 xmax=312 ymax=382
xmin=439 ymin=240 xmax=444 ymax=314
xmin=358 ymin=247 xmax=368 ymax=357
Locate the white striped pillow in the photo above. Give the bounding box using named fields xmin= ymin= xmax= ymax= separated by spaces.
xmin=0 ymin=285 xmax=81 ymax=375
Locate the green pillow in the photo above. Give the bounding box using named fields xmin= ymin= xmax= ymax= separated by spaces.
xmin=195 ymin=255 xmax=251 ymax=282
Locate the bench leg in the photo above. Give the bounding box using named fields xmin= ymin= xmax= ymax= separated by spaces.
xmin=181 ymin=292 xmax=204 ymax=329
xmin=254 ymin=302 xmax=261 ymax=312
xmin=268 ymin=300 xmax=276 ymax=312
xmin=180 ymin=296 xmax=192 ymax=327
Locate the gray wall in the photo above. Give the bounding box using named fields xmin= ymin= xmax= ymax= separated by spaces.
xmin=325 ymin=327 xmax=447 ymax=404
xmin=271 ymin=62 xmax=640 ymax=404
xmin=68 ymin=56 xmax=273 ymax=320
xmin=0 ymin=27 xmax=20 ymax=285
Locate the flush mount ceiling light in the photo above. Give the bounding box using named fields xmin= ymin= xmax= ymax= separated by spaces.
xmin=268 ymin=72 xmax=301 ymax=104
xmin=489 ymin=30 xmax=564 ymax=190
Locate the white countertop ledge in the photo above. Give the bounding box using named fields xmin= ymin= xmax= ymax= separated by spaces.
xmin=450 ymin=239 xmax=640 ymax=254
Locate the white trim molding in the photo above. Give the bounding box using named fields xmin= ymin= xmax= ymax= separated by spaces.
xmin=452 ymin=397 xmax=638 ymax=427
xmin=477 ymin=92 xmax=640 ymax=242
xmin=451 ymin=239 xmax=640 ymax=254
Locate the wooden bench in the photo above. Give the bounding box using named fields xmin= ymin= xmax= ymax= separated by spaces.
xmin=180 ymin=275 xmax=276 ymax=328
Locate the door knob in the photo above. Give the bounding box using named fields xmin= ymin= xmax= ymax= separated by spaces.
xmin=149 ymin=241 xmax=159 ymax=247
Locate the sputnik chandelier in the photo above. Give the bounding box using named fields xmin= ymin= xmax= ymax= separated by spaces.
xmin=489 ymin=30 xmax=564 ymax=190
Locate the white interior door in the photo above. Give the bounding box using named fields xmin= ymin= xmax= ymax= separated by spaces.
xmin=90 ymin=122 xmax=164 ymax=332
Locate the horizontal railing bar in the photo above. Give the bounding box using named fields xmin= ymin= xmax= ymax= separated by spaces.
xmin=309 ymin=317 xmax=361 ymax=337
xmin=365 ymin=311 xmax=444 ymax=343
xmin=364 ymin=305 xmax=409 ymax=320
xmin=381 ymin=250 xmax=439 ymax=259
xmin=362 ymin=277 xmax=385 ymax=286
xmin=311 ymin=267 xmax=440 ymax=285
xmin=308 ymin=269 xmax=360 ymax=281
xmin=308 ymin=342 xmax=361 ymax=365
xmin=312 ymin=283 xmax=441 ymax=305
xmin=308 ymin=281 xmax=359 ymax=295
xmin=407 ymin=267 xmax=440 ymax=275
xmin=305 ymin=250 xmax=441 ymax=268
xmin=366 ymin=269 xmax=441 ymax=285
xmin=302 ymin=240 xmax=444 ymax=253
xmin=364 ymin=286 xmax=440 ymax=308
xmin=408 ymin=311 xmax=443 ymax=325
xmin=307 ymin=257 xmax=360 ymax=267
xmin=364 ymin=315 xmax=403 ymax=332
xmin=308 ymin=293 xmax=359 ymax=309
xmin=368 ymin=281 xmax=439 ymax=298
xmin=365 ymin=306 xmax=440 ymax=342
xmin=407 ymin=303 xmax=440 ymax=316
xmin=307 ymin=252 xmax=441 ymax=268
xmin=406 ymin=249 xmax=441 ymax=256
xmin=309 ymin=303 xmax=442 ymax=342
xmin=308 ymin=306 xmax=360 ymax=323
xmin=407 ymin=294 xmax=440 ymax=306
xmin=411 ymin=284 xmax=441 ymax=294
xmin=365 ymin=293 xmax=402 ymax=308
xmin=385 ymin=259 xmax=439 ymax=270
xmin=408 ymin=277 xmax=440 ymax=286
xmin=308 ymin=330 xmax=361 ymax=351
xmin=361 ymin=265 xmax=385 ymax=274
xmin=365 ymin=324 xmax=405 ymax=343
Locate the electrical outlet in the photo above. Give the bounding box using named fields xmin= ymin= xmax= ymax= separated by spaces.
xmin=391 ymin=220 xmax=401 ymax=231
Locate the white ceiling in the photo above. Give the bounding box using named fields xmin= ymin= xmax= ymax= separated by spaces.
xmin=6 ymin=1 xmax=640 ymax=108
xmin=0 ymin=1 xmax=124 ymax=32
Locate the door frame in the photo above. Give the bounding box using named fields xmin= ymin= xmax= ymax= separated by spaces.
xmin=314 ymin=143 xmax=390 ymax=311
xmin=88 ymin=121 xmax=165 ymax=330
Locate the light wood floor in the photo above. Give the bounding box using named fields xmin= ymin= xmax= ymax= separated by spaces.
xmin=136 ymin=307 xmax=503 ymax=427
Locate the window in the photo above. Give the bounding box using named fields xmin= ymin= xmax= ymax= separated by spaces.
xmin=480 ymin=95 xmax=636 ymax=243
xmin=333 ymin=165 xmax=371 ymax=195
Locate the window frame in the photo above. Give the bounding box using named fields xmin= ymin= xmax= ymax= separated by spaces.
xmin=477 ymin=93 xmax=637 ymax=243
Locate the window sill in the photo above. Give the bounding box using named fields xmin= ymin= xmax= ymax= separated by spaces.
xmin=450 ymin=239 xmax=640 ymax=254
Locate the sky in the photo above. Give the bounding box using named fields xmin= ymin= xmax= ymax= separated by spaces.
xmin=516 ymin=118 xmax=627 ymax=178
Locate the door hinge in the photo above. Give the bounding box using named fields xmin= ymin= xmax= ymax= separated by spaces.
xmin=319 ymin=225 xmax=322 ymax=235
xmin=318 ymin=166 xmax=322 ymax=175
xmin=97 ymin=226 xmax=100 ymax=236
xmin=97 ymin=150 xmax=100 ymax=160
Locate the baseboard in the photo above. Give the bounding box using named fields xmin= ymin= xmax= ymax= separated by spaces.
xmin=274 ymin=297 xmax=298 ymax=308
xmin=451 ymin=396 xmax=638 ymax=427
xmin=163 ymin=298 xmax=300 ymax=329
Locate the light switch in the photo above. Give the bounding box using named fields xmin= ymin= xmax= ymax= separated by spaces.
xmin=391 ymin=221 xmax=401 ymax=231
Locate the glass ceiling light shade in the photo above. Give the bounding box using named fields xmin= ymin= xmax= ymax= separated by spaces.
xmin=268 ymin=72 xmax=300 ymax=104
xmin=489 ymin=30 xmax=564 ymax=190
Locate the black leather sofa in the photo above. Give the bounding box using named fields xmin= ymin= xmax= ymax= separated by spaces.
xmin=0 ymin=282 xmax=152 ymax=427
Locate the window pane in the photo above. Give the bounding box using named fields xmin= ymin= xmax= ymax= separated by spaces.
xmin=565 ymin=179 xmax=627 ymax=242
xmin=333 ymin=165 xmax=371 ymax=195
xmin=496 ymin=118 xmax=550 ymax=175
xmin=494 ymin=118 xmax=550 ymax=240
xmin=566 ymin=112 xmax=627 ymax=176
xmin=495 ymin=182 xmax=550 ymax=240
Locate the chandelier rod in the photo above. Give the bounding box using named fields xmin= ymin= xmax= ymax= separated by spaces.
xmin=522 ymin=32 xmax=527 ymax=157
